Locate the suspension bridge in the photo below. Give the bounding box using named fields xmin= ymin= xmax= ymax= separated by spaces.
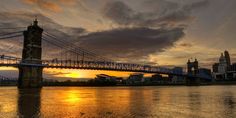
xmin=0 ymin=19 xmax=201 ymax=88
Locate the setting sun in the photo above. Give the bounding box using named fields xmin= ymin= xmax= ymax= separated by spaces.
xmin=64 ymin=72 xmax=80 ymax=78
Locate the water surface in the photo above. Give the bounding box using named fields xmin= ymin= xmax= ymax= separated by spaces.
xmin=0 ymin=86 xmax=236 ymax=118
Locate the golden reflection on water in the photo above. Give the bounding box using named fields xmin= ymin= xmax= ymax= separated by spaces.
xmin=0 ymin=86 xmax=236 ymax=117
xmin=1 ymin=102 xmax=15 ymax=113
xmin=64 ymin=90 xmax=82 ymax=104
xmin=0 ymin=87 xmax=17 ymax=117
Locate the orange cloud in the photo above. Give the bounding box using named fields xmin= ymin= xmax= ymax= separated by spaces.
xmin=40 ymin=1 xmax=62 ymax=12
xmin=23 ymin=0 xmax=37 ymax=4
xmin=22 ymin=0 xmax=67 ymax=12
xmin=59 ymin=0 xmax=76 ymax=5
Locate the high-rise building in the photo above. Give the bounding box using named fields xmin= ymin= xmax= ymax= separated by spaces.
xmin=212 ymin=51 xmax=233 ymax=80
xmin=218 ymin=53 xmax=227 ymax=73
xmin=224 ymin=50 xmax=231 ymax=67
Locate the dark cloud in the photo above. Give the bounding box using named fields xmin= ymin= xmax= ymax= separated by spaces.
xmin=103 ymin=0 xmax=209 ymax=28
xmin=184 ymin=0 xmax=209 ymax=10
xmin=103 ymin=1 xmax=135 ymax=25
xmin=92 ymin=0 xmax=209 ymax=63
xmin=78 ymin=27 xmax=185 ymax=63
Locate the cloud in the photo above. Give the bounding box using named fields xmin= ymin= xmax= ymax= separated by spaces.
xmin=179 ymin=43 xmax=193 ymax=48
xmin=74 ymin=0 xmax=207 ymax=63
xmin=183 ymin=0 xmax=209 ymax=10
xmin=22 ymin=0 xmax=76 ymax=12
xmin=92 ymin=0 xmax=209 ymax=64
xmin=23 ymin=0 xmax=61 ymax=12
xmin=103 ymin=0 xmax=209 ymax=28
xmin=77 ymin=27 xmax=185 ymax=63
xmin=0 ymin=0 xmax=209 ymax=65
xmin=103 ymin=1 xmax=134 ymax=26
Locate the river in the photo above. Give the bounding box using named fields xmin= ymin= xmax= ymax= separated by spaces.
xmin=0 ymin=86 xmax=236 ymax=118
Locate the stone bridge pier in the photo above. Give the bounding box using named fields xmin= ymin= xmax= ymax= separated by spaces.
xmin=18 ymin=19 xmax=43 ymax=88
xmin=186 ymin=59 xmax=200 ymax=85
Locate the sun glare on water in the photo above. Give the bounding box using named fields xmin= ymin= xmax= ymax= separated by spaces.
xmin=64 ymin=90 xmax=82 ymax=104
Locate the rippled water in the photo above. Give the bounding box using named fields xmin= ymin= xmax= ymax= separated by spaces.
xmin=0 ymin=86 xmax=236 ymax=118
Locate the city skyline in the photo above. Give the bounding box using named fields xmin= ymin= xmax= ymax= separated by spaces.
xmin=0 ymin=0 xmax=236 ymax=79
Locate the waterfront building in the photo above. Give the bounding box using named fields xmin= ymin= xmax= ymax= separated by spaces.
xmin=230 ymin=63 xmax=236 ymax=71
xmin=213 ymin=53 xmax=227 ymax=80
xmin=226 ymin=72 xmax=236 ymax=80
xmin=212 ymin=50 xmax=234 ymax=80
xmin=143 ymin=77 xmax=151 ymax=84
xmin=151 ymin=74 xmax=162 ymax=82
xmin=126 ymin=73 xmax=144 ymax=85
xmin=218 ymin=53 xmax=227 ymax=74
xmin=227 ymin=63 xmax=236 ymax=80
xmin=198 ymin=68 xmax=213 ymax=81
xmin=95 ymin=74 xmax=117 ymax=82
xmin=116 ymin=77 xmax=124 ymax=84
xmin=224 ymin=50 xmax=231 ymax=68
xmin=212 ymin=63 xmax=219 ymax=73
xmin=87 ymin=74 xmax=119 ymax=86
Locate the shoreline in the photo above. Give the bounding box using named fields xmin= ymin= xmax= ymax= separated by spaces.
xmin=1 ymin=82 xmax=236 ymax=87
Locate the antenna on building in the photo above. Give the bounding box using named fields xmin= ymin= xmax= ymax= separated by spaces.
xmin=33 ymin=16 xmax=38 ymax=26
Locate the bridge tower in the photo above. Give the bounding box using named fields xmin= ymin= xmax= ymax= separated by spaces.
xmin=186 ymin=59 xmax=200 ymax=85
xmin=18 ymin=19 xmax=43 ymax=88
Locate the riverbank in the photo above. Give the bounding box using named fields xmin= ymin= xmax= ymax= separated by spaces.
xmin=1 ymin=81 xmax=236 ymax=87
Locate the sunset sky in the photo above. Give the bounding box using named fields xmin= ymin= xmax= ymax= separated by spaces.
xmin=0 ymin=0 xmax=236 ymax=80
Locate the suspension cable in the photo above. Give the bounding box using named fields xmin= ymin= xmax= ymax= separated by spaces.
xmin=0 ymin=34 xmax=23 ymax=40
xmin=0 ymin=31 xmax=24 ymax=37
xmin=0 ymin=27 xmax=26 ymax=30
xmin=43 ymin=31 xmax=111 ymax=61
xmin=43 ymin=34 xmax=91 ymax=57
xmin=42 ymin=37 xmax=95 ymax=60
xmin=42 ymin=34 xmax=96 ymax=59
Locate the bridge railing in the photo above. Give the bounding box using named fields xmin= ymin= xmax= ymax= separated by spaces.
xmin=42 ymin=59 xmax=178 ymax=74
xmin=0 ymin=55 xmax=187 ymax=76
xmin=0 ymin=55 xmax=21 ymax=65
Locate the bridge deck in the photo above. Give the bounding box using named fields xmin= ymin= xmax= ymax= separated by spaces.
xmin=0 ymin=61 xmax=210 ymax=79
xmin=0 ymin=56 xmax=201 ymax=78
